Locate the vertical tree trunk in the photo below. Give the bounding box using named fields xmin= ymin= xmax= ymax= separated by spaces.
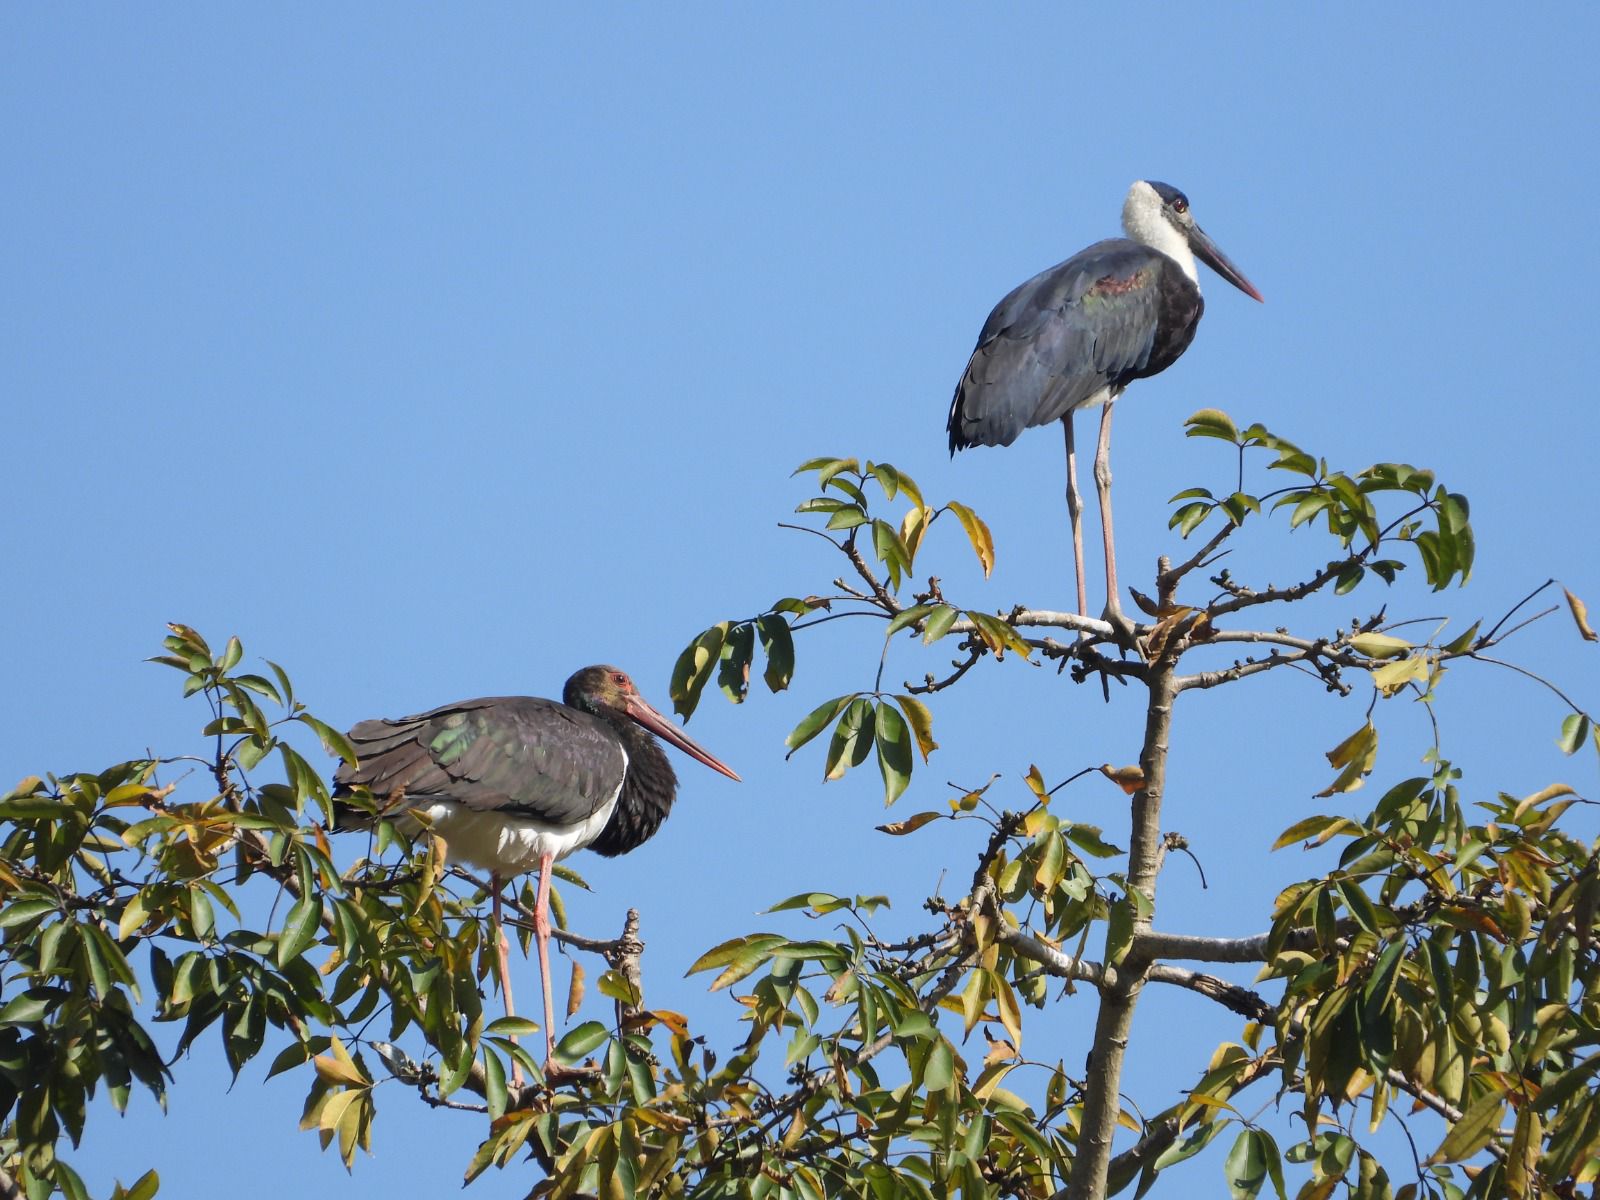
xmin=1066 ymin=662 xmax=1177 ymax=1200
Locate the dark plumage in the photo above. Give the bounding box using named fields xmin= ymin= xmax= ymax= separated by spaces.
xmin=332 ymin=665 xmax=740 ymax=1075
xmin=945 ymin=180 xmax=1261 ymax=623
xmin=948 ymin=240 xmax=1205 ymax=452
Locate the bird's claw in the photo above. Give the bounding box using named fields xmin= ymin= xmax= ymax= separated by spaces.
xmin=1100 ymin=602 xmax=1140 ymax=650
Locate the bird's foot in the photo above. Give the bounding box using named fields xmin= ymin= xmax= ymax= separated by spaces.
xmin=1100 ymin=601 xmax=1140 ymax=650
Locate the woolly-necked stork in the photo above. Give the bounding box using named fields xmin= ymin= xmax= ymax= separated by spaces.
xmin=947 ymin=179 xmax=1263 ymax=625
xmin=333 ymin=665 xmax=740 ymax=1079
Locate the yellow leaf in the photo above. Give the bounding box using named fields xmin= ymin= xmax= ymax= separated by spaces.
xmin=992 ymin=973 xmax=1023 ymax=1048
xmin=1512 ymin=783 xmax=1574 ymax=822
xmin=1025 ymin=765 xmax=1048 ymax=800
xmin=1349 ymin=632 xmax=1412 ymax=659
xmin=314 ymin=1054 xmax=367 ymax=1090
xmin=1371 ymin=654 xmax=1430 ymax=697
xmin=875 ymin=811 xmax=943 ymax=837
xmin=1316 ymin=722 xmax=1378 ymax=798
xmin=1563 ymin=588 xmax=1598 ymax=642
xmin=960 ymin=966 xmax=990 ymax=1035
xmin=901 ymin=504 xmax=932 ymax=563
xmin=1098 ymin=763 xmax=1146 ymax=795
xmin=946 ymin=501 xmax=995 ymax=577
xmin=892 ymin=695 xmax=938 ymax=762
xmin=983 ymin=1032 xmax=1017 ymax=1065
xmin=972 ymin=1060 xmax=1016 ymax=1101
xmin=567 ymin=959 xmax=586 ymax=1019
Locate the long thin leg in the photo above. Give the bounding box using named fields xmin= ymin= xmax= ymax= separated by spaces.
xmin=1062 ymin=415 xmax=1088 ymax=622
xmin=491 ymin=874 xmax=525 ymax=1087
xmin=534 ymin=852 xmax=559 ymax=1069
xmin=1094 ymin=398 xmax=1123 ymax=622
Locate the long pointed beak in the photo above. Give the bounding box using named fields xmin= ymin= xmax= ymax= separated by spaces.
xmin=627 ymin=696 xmax=742 ymax=782
xmin=1189 ymin=225 xmax=1264 ymax=302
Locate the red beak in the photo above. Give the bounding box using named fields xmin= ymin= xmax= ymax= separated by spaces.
xmin=626 ymin=695 xmax=742 ymax=782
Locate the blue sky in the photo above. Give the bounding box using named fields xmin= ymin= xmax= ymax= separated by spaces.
xmin=5 ymin=7 xmax=1599 ymax=1196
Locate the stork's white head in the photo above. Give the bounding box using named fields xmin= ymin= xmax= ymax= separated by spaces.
xmin=1120 ymin=180 xmax=1264 ymax=302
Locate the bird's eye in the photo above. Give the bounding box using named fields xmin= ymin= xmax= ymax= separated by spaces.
xmin=1172 ymin=197 xmax=1188 ymax=214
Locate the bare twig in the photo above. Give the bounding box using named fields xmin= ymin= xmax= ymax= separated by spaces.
xmin=842 ymin=533 xmax=901 ymax=614
xmin=1159 ymin=523 xmax=1236 ymax=595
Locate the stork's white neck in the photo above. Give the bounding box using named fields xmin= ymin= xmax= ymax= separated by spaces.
xmin=1122 ymin=181 xmax=1198 ymax=287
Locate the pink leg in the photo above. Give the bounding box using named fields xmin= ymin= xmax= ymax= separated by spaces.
xmin=533 ymin=852 xmax=559 ymax=1068
xmin=1094 ymin=399 xmax=1124 ymax=623
xmin=491 ymin=874 xmax=525 ymax=1087
xmin=1063 ymin=415 xmax=1089 ymax=622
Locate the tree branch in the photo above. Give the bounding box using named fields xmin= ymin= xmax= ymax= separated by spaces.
xmin=999 ymin=928 xmax=1273 ymax=1020
xmin=1066 ymin=663 xmax=1177 ymax=1200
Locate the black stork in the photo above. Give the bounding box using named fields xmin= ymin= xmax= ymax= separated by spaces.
xmin=332 ymin=665 xmax=740 ymax=1079
xmin=947 ymin=179 xmax=1263 ymax=626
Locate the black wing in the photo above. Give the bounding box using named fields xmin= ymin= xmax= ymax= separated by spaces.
xmin=948 ymin=239 xmax=1173 ymax=451
xmin=333 ymin=696 xmax=628 ymax=827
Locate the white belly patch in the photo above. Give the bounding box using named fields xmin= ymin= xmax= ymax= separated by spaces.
xmin=408 ymin=769 xmax=624 ymax=875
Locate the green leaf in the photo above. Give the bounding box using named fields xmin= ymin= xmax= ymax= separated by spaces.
xmin=1154 ymin=1119 xmax=1226 ymax=1170
xmin=872 ymin=519 xmax=912 ymax=588
xmin=670 ymin=622 xmax=729 ymax=719
xmin=825 ymin=505 xmax=869 ymax=531
xmin=189 ymin=885 xmax=216 ymax=941
xmin=1557 ymin=713 xmax=1590 ymax=756
xmin=1225 ymin=1129 xmax=1269 ymax=1200
xmin=277 ymin=893 xmax=321 ymax=967
xmin=756 ymin=614 xmax=795 ymax=692
xmin=54 ymin=1162 xmax=90 ymax=1200
xmin=785 ymin=694 xmax=855 ymax=757
xmin=922 ymin=604 xmax=960 ymax=644
xmin=1289 ymin=491 xmax=1333 ymax=529
xmin=923 ymin=1038 xmax=955 ymax=1091
xmin=0 ymin=988 xmax=59 ymax=1025
xmin=885 ymin=603 xmax=934 ymax=636
xmin=0 ymin=897 xmax=58 ymax=930
xmin=482 ymin=1045 xmax=507 ymax=1119
xmin=1272 ymin=814 xmax=1365 ymax=850
xmin=873 ymin=701 xmax=914 ymax=805
xmin=486 ymin=1016 xmax=543 ymax=1037
xmin=1429 ymin=1084 xmax=1506 ymax=1162
xmin=1105 ymin=895 xmax=1133 ymax=965
xmin=823 ymin=698 xmax=875 ymax=782
xmin=1334 ymin=563 xmax=1365 ymax=595
xmin=1064 ymin=824 xmax=1121 ymax=859
xmin=1441 ymin=620 xmax=1481 ymax=655
xmin=793 ymin=455 xmax=848 ymax=476
xmin=945 ymin=501 xmax=995 ymax=576
xmin=765 ymin=892 xmax=843 ymax=914
xmin=296 ymin=713 xmax=358 ymax=765
xmin=1186 ymin=408 xmax=1240 ymax=442
xmin=717 ymin=622 xmax=754 ymax=704
xmin=686 ymin=933 xmax=788 ymax=990
xmin=1171 ymin=501 xmax=1212 ymax=538
xmin=553 ymin=1021 xmax=610 ymax=1064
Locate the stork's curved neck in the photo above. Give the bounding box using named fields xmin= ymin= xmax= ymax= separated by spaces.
xmin=1122 ymin=190 xmax=1198 ymax=288
xmin=588 ymin=715 xmax=677 ymax=856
